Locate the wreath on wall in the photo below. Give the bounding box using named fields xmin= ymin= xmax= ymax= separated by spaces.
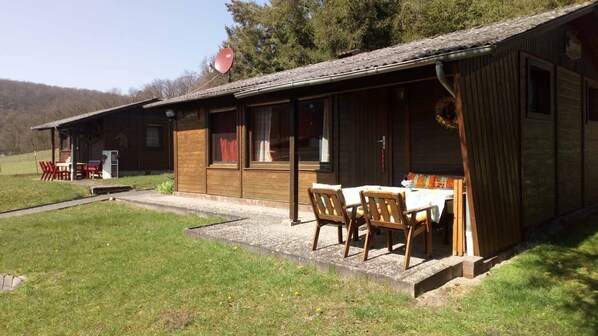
xmin=434 ymin=96 xmax=459 ymax=130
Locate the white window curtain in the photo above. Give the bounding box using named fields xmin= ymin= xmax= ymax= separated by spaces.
xmin=254 ymin=107 xmax=272 ymax=162
xmin=319 ymin=101 xmax=330 ymax=163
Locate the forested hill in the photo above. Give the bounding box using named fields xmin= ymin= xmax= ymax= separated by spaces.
xmin=0 ymin=79 xmax=132 ymax=154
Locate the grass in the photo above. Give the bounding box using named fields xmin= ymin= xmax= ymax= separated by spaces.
xmin=1 ymin=202 xmax=597 ymax=334
xmin=93 ymin=173 xmax=174 ymax=190
xmin=0 ymin=175 xmax=89 ymax=212
xmin=0 ymin=149 xmax=58 ymax=175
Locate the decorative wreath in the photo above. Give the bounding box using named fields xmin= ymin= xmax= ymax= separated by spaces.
xmin=434 ymin=96 xmax=458 ymax=130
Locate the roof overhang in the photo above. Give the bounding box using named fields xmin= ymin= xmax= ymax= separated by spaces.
xmin=32 ymin=98 xmax=161 ymax=130
xmin=235 ymin=46 xmax=494 ymax=99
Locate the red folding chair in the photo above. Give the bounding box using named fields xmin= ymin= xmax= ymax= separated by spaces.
xmin=39 ymin=161 xmax=52 ymax=181
xmin=47 ymin=161 xmax=69 ymax=181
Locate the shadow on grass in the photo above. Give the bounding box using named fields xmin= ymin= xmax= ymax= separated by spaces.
xmin=511 ymin=217 xmax=598 ymax=332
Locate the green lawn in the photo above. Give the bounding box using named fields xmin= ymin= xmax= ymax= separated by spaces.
xmin=1 ymin=202 xmax=596 ymax=334
xmin=93 ymin=173 xmax=174 ymax=190
xmin=0 ymin=175 xmax=89 ymax=212
xmin=0 ymin=149 xmax=58 ymax=175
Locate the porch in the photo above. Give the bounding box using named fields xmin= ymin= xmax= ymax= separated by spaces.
xmin=117 ymin=190 xmax=465 ymax=297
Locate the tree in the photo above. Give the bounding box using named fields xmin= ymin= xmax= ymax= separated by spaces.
xmin=312 ymin=0 xmax=399 ymax=58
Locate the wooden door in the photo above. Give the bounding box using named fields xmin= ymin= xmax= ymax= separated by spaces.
xmin=339 ymin=88 xmax=390 ymax=187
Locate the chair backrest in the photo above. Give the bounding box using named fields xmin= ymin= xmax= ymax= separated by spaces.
xmin=39 ymin=160 xmax=47 ymax=172
xmin=308 ymin=187 xmax=348 ymax=223
xmin=88 ymin=160 xmax=102 ymax=169
xmin=45 ymin=161 xmax=56 ymax=172
xmin=359 ymin=190 xmax=408 ymax=229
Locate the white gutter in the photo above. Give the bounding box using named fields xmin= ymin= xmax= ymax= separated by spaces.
xmin=234 ymin=46 xmax=494 ymax=99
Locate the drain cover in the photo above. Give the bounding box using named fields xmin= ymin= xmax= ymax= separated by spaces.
xmin=1 ymin=274 xmax=26 ymax=292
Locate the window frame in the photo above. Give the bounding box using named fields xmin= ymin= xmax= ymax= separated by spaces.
xmin=526 ymin=57 xmax=555 ymax=119
xmin=208 ymin=107 xmax=239 ymax=169
xmin=144 ymin=124 xmax=163 ymax=150
xmin=245 ymin=96 xmax=332 ymax=171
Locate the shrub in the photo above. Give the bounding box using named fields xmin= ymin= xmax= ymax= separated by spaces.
xmin=156 ymin=179 xmax=174 ymax=194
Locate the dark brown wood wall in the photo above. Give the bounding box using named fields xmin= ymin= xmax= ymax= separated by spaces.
xmin=585 ymin=79 xmax=598 ymax=205
xmin=458 ymin=52 xmax=522 ymax=257
xmin=520 ymin=55 xmax=557 ymax=227
xmin=556 ymin=67 xmax=583 ymax=215
xmin=102 ymin=107 xmax=171 ymax=172
xmin=103 ymin=113 xmax=140 ymax=171
xmin=458 ymin=14 xmax=598 ymax=257
xmin=408 ymin=81 xmax=463 ymax=176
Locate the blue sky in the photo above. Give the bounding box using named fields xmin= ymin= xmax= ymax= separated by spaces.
xmin=0 ymin=0 xmax=266 ymax=92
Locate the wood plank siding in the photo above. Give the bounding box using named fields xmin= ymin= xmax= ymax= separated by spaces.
xmin=207 ymin=169 xmax=241 ymax=197
xmin=584 ymin=79 xmax=598 ymax=205
xmin=556 ymin=67 xmax=583 ymax=215
xmin=242 ymin=170 xmax=289 ymax=202
xmin=458 ymin=52 xmax=522 ymax=257
xmin=59 ymin=106 xmax=172 ymax=172
xmin=175 ymin=111 xmax=206 ymax=193
xmin=408 ymin=81 xmax=463 ymax=176
xmin=457 ymin=13 xmax=598 ymax=256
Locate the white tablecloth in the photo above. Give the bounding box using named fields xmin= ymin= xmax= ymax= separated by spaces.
xmin=342 ymin=186 xmax=453 ymax=223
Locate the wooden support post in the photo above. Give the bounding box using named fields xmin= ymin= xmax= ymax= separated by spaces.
xmin=289 ymin=94 xmax=299 ymax=223
xmin=70 ymin=129 xmax=78 ymax=181
xmin=50 ymin=128 xmax=56 ymax=164
xmin=452 ymin=179 xmax=465 ymax=256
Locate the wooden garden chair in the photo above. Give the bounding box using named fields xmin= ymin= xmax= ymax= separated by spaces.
xmin=46 ymin=161 xmax=69 ymax=181
xmin=359 ymin=190 xmax=434 ymax=269
xmin=39 ymin=161 xmax=51 ymax=180
xmin=86 ymin=160 xmax=102 ymax=179
xmin=308 ymin=186 xmax=365 ymax=258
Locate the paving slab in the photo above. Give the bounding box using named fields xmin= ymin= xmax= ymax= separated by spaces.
xmin=116 ymin=191 xmax=464 ymax=297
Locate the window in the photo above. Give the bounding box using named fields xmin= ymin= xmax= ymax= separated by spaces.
xmin=210 ymin=110 xmax=238 ymax=164
xmin=248 ymin=98 xmax=331 ymax=164
xmin=250 ymin=103 xmax=290 ymax=162
xmin=298 ymin=99 xmax=330 ymax=163
xmin=59 ymin=134 xmax=70 ymax=150
xmin=527 ymin=61 xmax=553 ymax=115
xmin=145 ymin=125 xmax=162 ymax=148
xmin=588 ymin=85 xmax=598 ymax=122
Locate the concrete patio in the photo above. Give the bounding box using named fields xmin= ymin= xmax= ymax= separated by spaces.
xmin=116 ymin=191 xmax=464 ymax=297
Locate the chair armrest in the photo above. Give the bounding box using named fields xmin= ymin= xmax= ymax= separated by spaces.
xmin=404 ymin=205 xmax=435 ymax=214
xmin=345 ymin=202 xmax=360 ymax=208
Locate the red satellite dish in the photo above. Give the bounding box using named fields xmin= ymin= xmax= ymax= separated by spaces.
xmin=214 ymin=47 xmax=235 ymax=74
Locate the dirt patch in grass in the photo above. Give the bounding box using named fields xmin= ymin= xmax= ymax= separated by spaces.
xmin=154 ymin=310 xmax=196 ymax=331
xmin=415 ymin=260 xmax=510 ymax=308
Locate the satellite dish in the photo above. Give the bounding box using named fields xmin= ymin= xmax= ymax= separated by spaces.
xmin=214 ymin=47 xmax=235 ymax=75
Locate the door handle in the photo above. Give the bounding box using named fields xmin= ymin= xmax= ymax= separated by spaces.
xmin=378 ymin=136 xmax=386 ymax=174
xmin=377 ymin=136 xmax=386 ymax=149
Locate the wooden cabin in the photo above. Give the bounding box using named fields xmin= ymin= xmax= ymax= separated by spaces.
xmin=32 ymin=98 xmax=174 ymax=176
xmin=146 ymin=2 xmax=598 ymax=258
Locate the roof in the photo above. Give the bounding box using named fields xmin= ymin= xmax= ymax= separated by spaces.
xmin=147 ymin=1 xmax=597 ymax=108
xmin=32 ymin=98 xmax=161 ymax=130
